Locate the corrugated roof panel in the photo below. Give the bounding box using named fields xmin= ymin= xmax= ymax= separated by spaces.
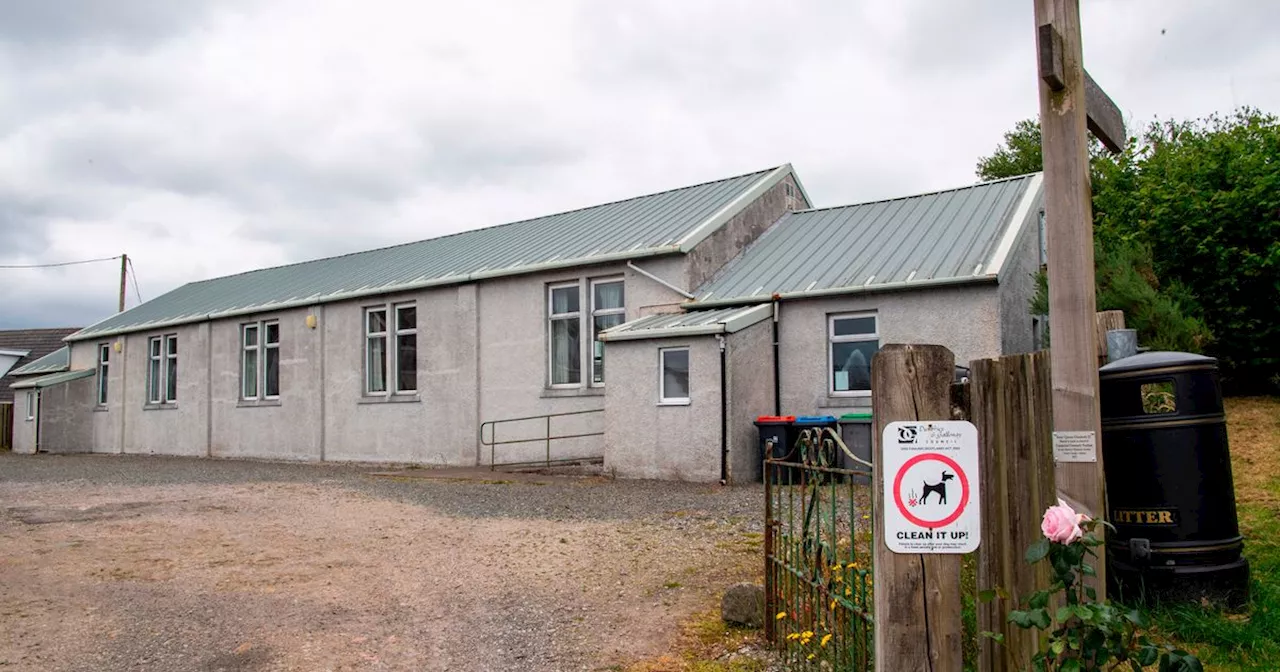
xmin=70 ymin=167 xmax=784 ymax=340
xmin=693 ymin=174 xmax=1040 ymax=305
xmin=8 ymin=346 xmax=70 ymax=376
xmin=599 ymin=305 xmax=771 ymax=341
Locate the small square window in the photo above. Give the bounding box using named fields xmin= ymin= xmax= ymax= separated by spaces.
xmin=659 ymin=347 xmax=690 ymax=405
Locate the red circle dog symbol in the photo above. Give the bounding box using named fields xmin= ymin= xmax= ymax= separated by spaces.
xmin=892 ymin=453 xmax=970 ymax=529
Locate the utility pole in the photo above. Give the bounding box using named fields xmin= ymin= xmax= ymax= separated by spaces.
xmin=118 ymin=254 xmax=128 ymax=313
xmin=1033 ymin=0 xmax=1126 ymax=598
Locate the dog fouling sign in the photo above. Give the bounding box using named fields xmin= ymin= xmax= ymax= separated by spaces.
xmin=882 ymin=421 xmax=981 ymax=554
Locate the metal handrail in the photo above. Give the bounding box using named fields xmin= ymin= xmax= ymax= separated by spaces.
xmin=479 ymin=408 xmax=604 ymax=470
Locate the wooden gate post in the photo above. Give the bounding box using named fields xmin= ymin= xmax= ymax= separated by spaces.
xmin=872 ymin=344 xmax=962 ymax=671
xmin=972 ymin=351 xmax=1055 ymax=672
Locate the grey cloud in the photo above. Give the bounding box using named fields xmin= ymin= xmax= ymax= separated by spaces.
xmin=0 ymin=1 xmax=240 ymax=46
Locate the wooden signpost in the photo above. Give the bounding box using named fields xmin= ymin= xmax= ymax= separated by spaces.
xmin=1034 ymin=0 xmax=1126 ymax=597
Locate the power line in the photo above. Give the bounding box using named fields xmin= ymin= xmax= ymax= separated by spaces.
xmin=0 ymin=254 xmax=122 ymax=269
xmin=127 ymin=257 xmax=144 ymax=305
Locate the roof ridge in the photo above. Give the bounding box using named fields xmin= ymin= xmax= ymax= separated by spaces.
xmin=184 ymin=165 xmax=783 ymax=288
xmin=791 ymin=172 xmax=1041 ymax=215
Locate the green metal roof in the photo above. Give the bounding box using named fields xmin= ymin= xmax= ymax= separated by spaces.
xmin=691 ymin=173 xmax=1043 ymax=307
xmin=10 ymin=368 xmax=93 ymax=390
xmin=69 ymin=165 xmax=795 ymax=341
xmin=9 ymin=346 xmax=70 ymax=376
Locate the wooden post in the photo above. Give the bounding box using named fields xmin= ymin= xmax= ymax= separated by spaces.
xmin=972 ymin=352 xmax=1056 ymax=672
xmin=872 ymin=344 xmax=962 ymax=671
xmin=1094 ymin=310 xmax=1126 ymax=366
xmin=118 ymin=254 xmax=128 ymax=313
xmin=1034 ymin=0 xmax=1106 ymax=596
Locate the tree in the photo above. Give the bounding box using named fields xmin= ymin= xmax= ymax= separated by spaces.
xmin=980 ymin=121 xmax=1211 ymax=361
xmin=1106 ymin=110 xmax=1280 ymax=393
xmin=977 ymin=119 xmax=1043 ymax=181
xmin=981 ymin=110 xmax=1280 ymax=393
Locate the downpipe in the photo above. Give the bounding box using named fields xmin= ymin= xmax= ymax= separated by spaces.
xmin=771 ymin=296 xmax=781 ymax=416
xmin=717 ymin=334 xmax=728 ymax=485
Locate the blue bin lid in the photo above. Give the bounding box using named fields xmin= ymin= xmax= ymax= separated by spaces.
xmin=794 ymin=415 xmax=837 ymax=425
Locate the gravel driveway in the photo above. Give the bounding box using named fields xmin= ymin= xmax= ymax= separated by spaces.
xmin=0 ymin=454 xmax=764 ymax=671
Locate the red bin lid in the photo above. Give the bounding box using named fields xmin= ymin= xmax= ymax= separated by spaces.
xmin=755 ymin=415 xmax=795 ymax=423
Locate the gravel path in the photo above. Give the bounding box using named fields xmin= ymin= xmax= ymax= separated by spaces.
xmin=0 ymin=454 xmax=765 ymax=671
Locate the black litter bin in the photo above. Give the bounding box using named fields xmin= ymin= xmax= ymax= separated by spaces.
xmin=1100 ymin=351 xmax=1249 ymax=607
xmin=838 ymin=412 xmax=873 ymax=484
xmin=755 ymin=415 xmax=795 ymax=484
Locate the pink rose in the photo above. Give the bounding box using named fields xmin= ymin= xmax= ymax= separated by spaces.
xmin=1041 ymin=499 xmax=1088 ymax=544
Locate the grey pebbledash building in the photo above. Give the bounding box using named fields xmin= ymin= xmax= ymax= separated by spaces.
xmin=11 ymin=165 xmax=1045 ymax=482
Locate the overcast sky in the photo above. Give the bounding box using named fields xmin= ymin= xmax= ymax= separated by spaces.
xmin=2 ymin=0 xmax=1277 ymax=329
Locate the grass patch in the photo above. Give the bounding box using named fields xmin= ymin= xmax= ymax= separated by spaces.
xmin=1144 ymin=397 xmax=1280 ymax=671
xmin=624 ymin=609 xmax=767 ymax=672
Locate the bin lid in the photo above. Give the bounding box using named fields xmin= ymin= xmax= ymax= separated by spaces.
xmin=1099 ymin=351 xmax=1216 ymax=376
xmin=839 ymin=412 xmax=872 ymax=421
xmin=795 ymin=415 xmax=837 ymax=425
xmin=755 ymin=415 xmax=795 ymax=424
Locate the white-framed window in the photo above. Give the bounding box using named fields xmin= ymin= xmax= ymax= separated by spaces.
xmin=241 ymin=321 xmax=280 ymax=400
xmin=659 ymin=347 xmax=690 ymax=405
xmin=590 ymin=278 xmax=625 ymax=386
xmin=365 ymin=303 xmax=416 ymax=395
xmin=25 ymin=391 xmax=35 ymax=421
xmin=548 ymin=283 xmax=582 ymax=387
xmin=147 ymin=334 xmax=178 ymax=404
xmin=829 ymin=313 xmax=879 ymax=396
xmin=394 ymin=304 xmax=417 ymax=393
xmin=96 ymin=343 xmax=110 ymax=406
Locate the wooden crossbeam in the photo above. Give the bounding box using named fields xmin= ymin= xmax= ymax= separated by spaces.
xmin=1038 ymin=22 xmax=1126 ymax=153
xmin=1083 ymin=71 xmax=1125 ymax=152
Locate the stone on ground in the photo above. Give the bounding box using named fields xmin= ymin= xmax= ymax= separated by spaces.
xmin=721 ymin=583 xmax=764 ymax=627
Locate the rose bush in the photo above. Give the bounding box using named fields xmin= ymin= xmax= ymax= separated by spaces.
xmin=981 ymin=500 xmax=1203 ymax=671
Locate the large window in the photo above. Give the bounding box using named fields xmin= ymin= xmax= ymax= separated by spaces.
xmin=96 ymin=343 xmax=110 ymax=406
xmin=148 ymin=334 xmax=178 ymax=404
xmin=241 ymin=321 xmax=280 ymax=400
xmin=829 ymin=314 xmax=878 ymax=395
xmin=659 ymin=347 xmax=690 ymax=405
xmin=590 ymin=278 xmax=625 ymax=385
xmin=365 ymin=303 xmax=416 ymax=396
xmin=548 ymin=283 xmax=581 ymax=387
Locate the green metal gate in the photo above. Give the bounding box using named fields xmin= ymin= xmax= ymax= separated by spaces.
xmin=764 ymin=428 xmax=874 ymax=670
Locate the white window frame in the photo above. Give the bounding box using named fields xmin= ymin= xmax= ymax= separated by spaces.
xmin=589 ymin=277 xmax=625 ymax=387
xmin=96 ymin=343 xmax=110 ymax=406
xmin=147 ymin=334 xmax=178 ymax=405
xmin=393 ymin=303 xmax=417 ymax=395
xmin=547 ymin=282 xmax=583 ymax=388
xmin=364 ymin=302 xmax=417 ymax=396
xmin=25 ymin=391 xmax=35 ymax=421
xmin=240 ymin=320 xmax=280 ymax=401
xmin=658 ymin=347 xmax=691 ymax=406
xmin=241 ymin=323 xmax=260 ymax=400
xmin=164 ymin=334 xmax=178 ymax=403
xmin=828 ymin=313 xmax=879 ymax=397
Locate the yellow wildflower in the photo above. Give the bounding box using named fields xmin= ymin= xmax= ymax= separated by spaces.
xmin=845 ymin=587 xmax=852 ymax=596
xmin=821 ymin=634 xmax=833 ymax=647
xmin=776 ymin=611 xmax=787 ymax=620
xmin=830 ymin=598 xmax=837 ymax=609
xmin=808 ymin=653 xmax=816 ymax=660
